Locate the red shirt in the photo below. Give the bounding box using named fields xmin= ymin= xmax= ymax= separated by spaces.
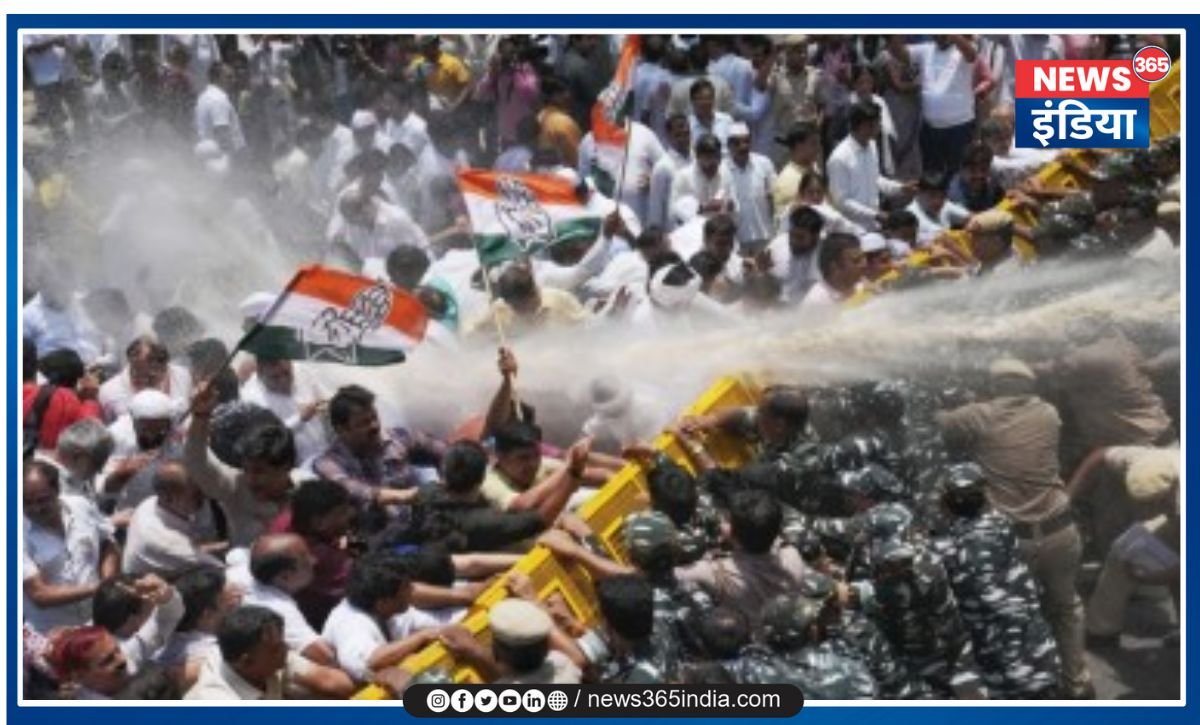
xmin=22 ymin=382 xmax=103 ymax=451
xmin=268 ymin=507 xmax=352 ymax=630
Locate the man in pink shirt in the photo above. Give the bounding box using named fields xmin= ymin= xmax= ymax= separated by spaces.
xmin=474 ymin=36 xmax=541 ymax=151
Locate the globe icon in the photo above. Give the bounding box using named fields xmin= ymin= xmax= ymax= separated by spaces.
xmin=548 ymin=690 xmax=569 ymax=711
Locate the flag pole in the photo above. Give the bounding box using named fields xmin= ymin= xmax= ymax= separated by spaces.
xmin=466 ymin=215 xmax=525 ymax=422
xmin=176 ymin=266 xmax=310 ymax=428
xmin=612 ymin=117 xmax=634 ymax=216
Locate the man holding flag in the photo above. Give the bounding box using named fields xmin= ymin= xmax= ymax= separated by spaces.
xmin=462 ymin=262 xmax=592 ymax=341
xmin=184 ymin=264 xmax=439 ymax=531
xmin=454 ymin=155 xmax=649 ymax=340
xmin=448 ymin=35 xmax=647 ymax=343
xmin=577 ymin=35 xmax=666 ymax=223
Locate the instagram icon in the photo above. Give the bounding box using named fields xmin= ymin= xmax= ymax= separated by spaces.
xmin=426 ymin=689 xmax=450 ymax=713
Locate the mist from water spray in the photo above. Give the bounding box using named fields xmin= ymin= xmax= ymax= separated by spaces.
xmin=27 ymin=131 xmax=1181 ymax=446
xmin=347 ymin=251 xmax=1180 ymax=443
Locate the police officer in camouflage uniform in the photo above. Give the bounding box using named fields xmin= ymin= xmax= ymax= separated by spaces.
xmin=930 ymin=464 xmax=1061 ymax=699
xmin=589 ymin=512 xmax=714 ymax=671
xmin=644 ymin=454 xmax=722 ymax=565
xmin=694 ymin=598 xmax=875 ymax=698
xmin=777 ymin=465 xmax=910 ymax=583
xmin=868 ymin=538 xmax=985 ymax=698
xmin=537 ymin=510 xmax=714 ymax=682
xmin=678 ymin=385 xmax=811 ymax=464
xmin=752 ymin=594 xmax=877 ymax=699
xmin=845 ymin=382 xmax=917 ymax=487
xmin=846 ymin=500 xmax=917 ymax=581
xmin=764 ymin=384 xmax=914 ymax=518
xmin=798 ymin=569 xmax=933 ymax=699
xmin=1089 ymin=151 xmax=1166 ymax=243
xmin=621 ymin=511 xmax=715 ymax=659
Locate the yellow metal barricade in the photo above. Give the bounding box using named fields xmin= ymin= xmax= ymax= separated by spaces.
xmin=575 ymin=463 xmax=650 ymax=562
xmin=351 ymin=375 xmax=764 ymax=698
xmin=674 ymin=375 xmax=761 ymax=469
xmin=1149 ymin=62 xmax=1181 ymax=140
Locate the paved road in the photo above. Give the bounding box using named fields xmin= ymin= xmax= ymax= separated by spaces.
xmin=1080 ymin=562 xmax=1181 ymax=700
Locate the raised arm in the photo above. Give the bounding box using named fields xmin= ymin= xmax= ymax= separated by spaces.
xmin=482 ymin=347 xmax=521 ymax=439
xmin=507 ymin=439 xmax=590 ymax=525
xmin=183 ymin=380 xmax=239 ymax=505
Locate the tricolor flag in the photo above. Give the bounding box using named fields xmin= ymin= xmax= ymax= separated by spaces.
xmin=241 ymin=265 xmax=427 ymax=366
xmin=588 ymin=35 xmax=641 ymax=196
xmin=457 ymin=169 xmax=602 ymax=267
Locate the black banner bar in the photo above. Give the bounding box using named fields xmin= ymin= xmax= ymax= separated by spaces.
xmin=404 ymin=685 xmax=804 ymax=718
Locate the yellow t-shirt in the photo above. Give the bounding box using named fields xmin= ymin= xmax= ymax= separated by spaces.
xmin=410 ymin=53 xmax=471 ymax=102
xmin=481 ymin=458 xmax=564 ymax=511
xmin=537 ymin=108 xmax=582 ymax=168
xmin=465 ymin=288 xmax=591 ymax=340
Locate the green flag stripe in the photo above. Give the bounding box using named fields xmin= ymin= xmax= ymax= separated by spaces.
xmin=473 ymin=217 xmax=604 ymax=267
xmin=242 ymin=325 xmax=407 ymax=366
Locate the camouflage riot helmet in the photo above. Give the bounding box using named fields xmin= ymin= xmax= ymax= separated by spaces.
xmin=622 ymin=510 xmax=679 ymax=572
xmin=762 ymin=594 xmax=823 ymax=649
xmin=871 ymin=537 xmax=918 ymax=577
xmin=797 ymin=568 xmax=838 ymax=603
xmin=838 ymin=463 xmax=907 ymax=504
xmin=860 ymin=501 xmax=915 ymax=543
xmin=1032 ymin=213 xmax=1085 ymax=255
xmin=410 ymin=667 xmax=454 ymax=686
xmin=1054 ymin=193 xmax=1097 ymax=225
xmin=939 ymin=463 xmax=990 ymax=518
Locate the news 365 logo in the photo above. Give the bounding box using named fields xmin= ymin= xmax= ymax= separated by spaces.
xmin=1014 ymin=47 xmax=1170 ymax=149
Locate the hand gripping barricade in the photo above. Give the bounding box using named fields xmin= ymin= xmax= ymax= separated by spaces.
xmin=352 ymin=375 xmax=763 ymax=697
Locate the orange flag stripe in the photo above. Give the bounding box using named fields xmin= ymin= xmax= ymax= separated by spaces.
xmin=455 ymin=169 xmax=582 ymax=207
xmin=289 ymin=266 xmax=428 ymax=340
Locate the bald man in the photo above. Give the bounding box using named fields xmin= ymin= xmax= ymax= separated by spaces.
xmin=123 ymin=462 xmax=224 ymax=578
xmin=236 ymin=533 xmax=338 ymax=666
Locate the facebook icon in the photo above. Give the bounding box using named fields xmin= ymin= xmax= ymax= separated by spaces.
xmin=451 ymin=689 xmax=475 ymax=713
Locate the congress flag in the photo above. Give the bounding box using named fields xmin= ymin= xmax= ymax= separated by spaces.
xmin=456 ymin=169 xmax=602 ymax=267
xmin=240 ymin=265 xmax=427 ymax=366
xmin=589 ymin=35 xmax=641 ymax=195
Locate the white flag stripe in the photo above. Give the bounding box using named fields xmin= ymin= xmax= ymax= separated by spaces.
xmin=461 ymin=194 xmax=592 ymax=234
xmin=263 ymin=291 xmax=422 ymax=351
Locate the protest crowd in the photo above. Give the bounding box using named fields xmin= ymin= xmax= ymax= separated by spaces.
xmin=20 ymin=32 xmax=1181 ymax=701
